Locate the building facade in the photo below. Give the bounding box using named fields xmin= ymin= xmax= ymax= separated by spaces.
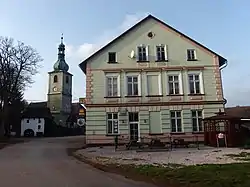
xmin=79 ymin=15 xmax=227 ymax=145
xmin=47 ymin=36 xmax=73 ymax=126
xmin=20 ymin=105 xmax=52 ymax=137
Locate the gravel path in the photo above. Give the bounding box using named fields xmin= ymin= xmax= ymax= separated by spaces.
xmin=0 ymin=137 xmax=155 ymax=187
xmin=76 ymin=146 xmax=250 ymax=166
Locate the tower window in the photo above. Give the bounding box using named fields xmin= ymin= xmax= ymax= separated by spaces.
xmin=53 ymin=75 xmax=58 ymax=83
xmin=66 ymin=76 xmax=69 ymax=84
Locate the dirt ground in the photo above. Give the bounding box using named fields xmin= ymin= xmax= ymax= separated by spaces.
xmin=75 ymin=145 xmax=250 ymax=166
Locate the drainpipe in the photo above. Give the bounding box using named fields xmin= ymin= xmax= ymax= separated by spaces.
xmin=219 ymin=60 xmax=228 ymax=105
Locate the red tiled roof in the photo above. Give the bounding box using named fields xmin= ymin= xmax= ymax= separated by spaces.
xmin=225 ymin=106 xmax=250 ymax=119
xmin=204 ymin=106 xmax=250 ymax=120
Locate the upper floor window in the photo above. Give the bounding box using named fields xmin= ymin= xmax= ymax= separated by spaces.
xmin=53 ymin=75 xmax=58 ymax=83
xmin=192 ymin=110 xmax=203 ymax=132
xmin=170 ymin=111 xmax=182 ymax=132
xmin=137 ymin=45 xmax=148 ymax=62
xmin=66 ymin=76 xmax=69 ymax=84
xmin=168 ymin=75 xmax=179 ymax=95
xmin=107 ymin=113 xmax=119 ymax=135
xmin=156 ymin=45 xmax=167 ymax=61
xmin=108 ymin=52 xmax=117 ymax=63
xmin=188 ymin=74 xmax=201 ymax=94
xmin=106 ymin=76 xmax=118 ymax=97
xmin=187 ymin=49 xmax=197 ymax=61
xmin=127 ymin=76 xmax=139 ymax=96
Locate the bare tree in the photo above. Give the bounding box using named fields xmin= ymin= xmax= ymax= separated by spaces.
xmin=0 ymin=36 xmax=43 ymax=136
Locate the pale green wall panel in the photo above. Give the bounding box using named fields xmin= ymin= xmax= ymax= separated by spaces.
xmin=149 ymin=111 xmax=162 ymax=133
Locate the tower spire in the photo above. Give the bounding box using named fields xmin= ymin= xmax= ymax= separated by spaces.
xmin=61 ymin=33 xmax=64 ymax=44
xmin=53 ymin=34 xmax=69 ymax=72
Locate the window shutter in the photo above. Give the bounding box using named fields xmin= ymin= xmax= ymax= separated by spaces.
xmin=194 ymin=50 xmax=197 ymax=60
xmin=166 ymin=73 xmax=169 ymax=95
xmin=146 ymin=75 xmax=149 ymax=96
xmin=178 ymin=73 xmax=183 ymax=94
xmin=164 ymin=45 xmax=168 ymax=60
xmin=146 ymin=45 xmax=149 ymax=61
xmin=187 ymin=73 xmax=191 ymax=94
xmin=105 ymin=76 xmax=108 ymax=96
xmin=136 ymin=46 xmax=140 ymax=61
xmin=124 ymin=74 xmax=128 ymax=96
xmin=138 ymin=73 xmax=142 ymax=96
xmin=117 ymin=74 xmax=121 ymax=97
xmin=155 ymin=45 xmax=158 ymax=61
xmin=199 ymin=72 xmax=204 ymax=94
xmin=158 ymin=74 xmax=162 ymax=95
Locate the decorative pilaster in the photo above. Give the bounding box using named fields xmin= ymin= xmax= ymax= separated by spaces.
xmin=213 ymin=56 xmax=224 ymax=101
xmin=85 ymin=63 xmax=93 ymax=105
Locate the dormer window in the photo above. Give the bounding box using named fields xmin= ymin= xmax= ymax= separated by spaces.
xmin=108 ymin=52 xmax=117 ymax=63
xmin=187 ymin=49 xmax=197 ymax=61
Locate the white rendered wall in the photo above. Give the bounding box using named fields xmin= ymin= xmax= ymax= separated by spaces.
xmin=21 ymin=118 xmax=45 ymax=136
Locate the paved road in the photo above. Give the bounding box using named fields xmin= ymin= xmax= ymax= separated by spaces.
xmin=0 ymin=137 xmax=156 ymax=187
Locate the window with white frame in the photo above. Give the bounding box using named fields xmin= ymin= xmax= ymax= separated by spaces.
xmin=107 ymin=113 xmax=119 ymax=134
xmin=168 ymin=75 xmax=180 ymax=95
xmin=192 ymin=110 xmax=203 ymax=132
xmin=147 ymin=74 xmax=162 ymax=96
xmin=105 ymin=73 xmax=120 ymax=97
xmin=170 ymin=111 xmax=182 ymax=132
xmin=127 ymin=76 xmax=139 ymax=96
xmin=156 ymin=45 xmax=167 ymax=61
xmin=188 ymin=74 xmax=201 ymax=94
xmin=137 ymin=45 xmax=148 ymax=61
xmin=187 ymin=49 xmax=197 ymax=61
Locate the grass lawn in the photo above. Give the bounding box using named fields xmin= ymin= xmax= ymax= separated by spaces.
xmin=68 ymin=148 xmax=250 ymax=187
xmin=129 ymin=163 xmax=250 ymax=187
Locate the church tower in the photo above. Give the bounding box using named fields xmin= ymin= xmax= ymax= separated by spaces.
xmin=47 ymin=35 xmax=73 ymax=126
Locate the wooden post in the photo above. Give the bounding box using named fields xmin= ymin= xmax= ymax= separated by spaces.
xmin=216 ymin=134 xmax=219 ymax=148
xmin=225 ymin=134 xmax=228 ymax=147
xmin=169 ymin=136 xmax=172 ymax=151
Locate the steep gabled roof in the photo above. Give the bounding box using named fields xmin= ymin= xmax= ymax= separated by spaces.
xmin=67 ymin=102 xmax=86 ymax=122
xmin=79 ymin=14 xmax=227 ymax=74
xmin=21 ymin=107 xmax=52 ymax=119
xmin=29 ymin=102 xmax=47 ymax=108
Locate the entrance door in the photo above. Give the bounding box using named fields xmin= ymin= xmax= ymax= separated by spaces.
xmin=129 ymin=112 xmax=139 ymax=141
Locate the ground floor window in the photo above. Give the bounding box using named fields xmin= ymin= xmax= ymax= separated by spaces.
xmin=192 ymin=110 xmax=203 ymax=132
xmin=129 ymin=112 xmax=139 ymax=141
xmin=106 ymin=113 xmax=119 ymax=134
xmin=170 ymin=111 xmax=182 ymax=132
